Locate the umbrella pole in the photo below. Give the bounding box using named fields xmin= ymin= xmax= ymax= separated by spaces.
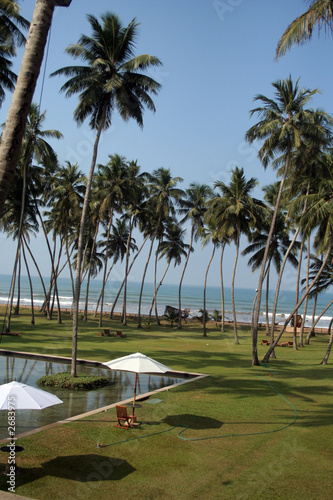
xmin=132 ymin=373 xmax=138 ymax=418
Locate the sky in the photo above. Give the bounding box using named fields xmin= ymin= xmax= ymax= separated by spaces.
xmin=0 ymin=0 xmax=332 ymax=291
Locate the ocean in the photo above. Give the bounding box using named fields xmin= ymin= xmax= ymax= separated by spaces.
xmin=0 ymin=273 xmax=332 ymax=329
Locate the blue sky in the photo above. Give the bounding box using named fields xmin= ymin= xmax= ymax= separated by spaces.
xmin=1 ymin=0 xmax=332 ymax=290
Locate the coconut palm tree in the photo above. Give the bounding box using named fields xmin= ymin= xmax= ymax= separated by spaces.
xmin=276 ymin=0 xmax=333 ymax=58
xmin=94 ymin=154 xmax=130 ymax=327
xmin=51 ymin=12 xmax=162 ymax=376
xmin=262 ymin=153 xmax=333 ymax=362
xmin=137 ymin=168 xmax=183 ymax=327
xmin=0 ymin=0 xmax=29 ymax=49
xmin=199 ymin=219 xmax=220 ymax=337
xmin=177 ymin=183 xmax=213 ymax=328
xmin=211 ymin=167 xmax=264 ymax=343
xmin=47 ymin=162 xmax=85 ymax=296
xmin=245 ymin=76 xmax=332 ymax=365
xmin=149 ymin=217 xmax=189 ymax=320
xmin=0 ymin=0 xmax=70 ymax=213
xmin=0 ymin=0 xmax=29 ymax=106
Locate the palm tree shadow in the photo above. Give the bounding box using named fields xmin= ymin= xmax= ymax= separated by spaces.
xmin=163 ymin=413 xmax=223 ymax=430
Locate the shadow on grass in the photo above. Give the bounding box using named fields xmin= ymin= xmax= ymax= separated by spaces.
xmin=0 ymin=454 xmax=135 ymax=489
xmin=163 ymin=413 xmax=223 ymax=430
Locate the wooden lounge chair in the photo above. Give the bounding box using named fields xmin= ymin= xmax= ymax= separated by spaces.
xmin=116 ymin=405 xmax=133 ymax=429
xmin=115 ymin=330 xmax=126 ymax=338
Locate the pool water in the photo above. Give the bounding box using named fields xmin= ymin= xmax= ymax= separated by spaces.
xmin=0 ymin=355 xmax=182 ymax=440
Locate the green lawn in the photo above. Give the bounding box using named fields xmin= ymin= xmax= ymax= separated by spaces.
xmin=0 ymin=310 xmax=332 ymax=500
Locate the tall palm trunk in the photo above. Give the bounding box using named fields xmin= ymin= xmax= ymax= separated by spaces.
xmin=137 ymin=236 xmax=156 ymax=328
xmin=178 ymin=223 xmax=194 ymax=328
xmin=110 ymin=235 xmax=148 ymax=319
xmin=270 ymin=227 xmax=300 ymax=339
xmin=203 ymin=243 xmax=216 ymax=337
xmin=306 ymin=298 xmax=333 ymax=343
xmin=21 ymin=242 xmax=34 ymax=325
xmin=231 ymin=233 xmax=240 ymax=344
xmin=122 ymin=216 xmax=134 ymax=325
xmin=263 ymin=239 xmax=332 ymax=363
xmin=22 ymin=234 xmax=49 ymax=320
xmin=72 ymin=116 xmax=104 ymax=377
xmin=0 ymin=0 xmax=66 ymax=212
xmin=252 ymin=149 xmax=291 ymax=365
xmin=149 ymin=261 xmax=170 ymax=318
xmin=265 ymin=263 xmax=271 ymax=335
xmin=320 ymin=318 xmax=333 ymax=365
xmin=220 ymin=242 xmax=226 ymax=333
xmin=293 ymin=238 xmax=305 ymax=349
xmin=99 ymin=209 xmax=114 ymax=327
xmin=150 ymin=237 xmax=162 ymax=325
xmin=83 ymin=223 xmax=99 ymax=322
xmin=300 ymin=236 xmax=311 ymax=346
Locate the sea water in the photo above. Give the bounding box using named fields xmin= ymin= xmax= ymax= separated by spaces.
xmin=0 ymin=274 xmax=332 ymax=328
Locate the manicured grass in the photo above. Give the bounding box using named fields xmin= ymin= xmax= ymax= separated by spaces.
xmin=0 ymin=309 xmax=332 ymax=499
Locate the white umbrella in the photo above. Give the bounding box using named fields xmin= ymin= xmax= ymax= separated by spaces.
xmin=0 ymin=381 xmax=63 ymax=410
xmin=103 ymin=352 xmax=171 ymax=416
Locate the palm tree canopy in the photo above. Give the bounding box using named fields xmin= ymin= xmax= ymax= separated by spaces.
xmin=210 ymin=167 xmax=264 ymax=241
xmin=178 ymin=183 xmax=213 ymax=241
xmin=158 ymin=218 xmax=190 ymax=267
xmin=51 ymin=12 xmax=162 ymax=130
xmin=276 ymin=0 xmax=333 ymax=58
xmin=245 ymin=77 xmax=332 ymax=169
xmin=0 ymin=0 xmax=29 ymax=49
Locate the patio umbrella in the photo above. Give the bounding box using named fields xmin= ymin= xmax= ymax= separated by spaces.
xmin=0 ymin=381 xmax=63 ymax=410
xmin=103 ymin=352 xmax=171 ymax=416
xmin=0 ymin=381 xmax=63 ymax=471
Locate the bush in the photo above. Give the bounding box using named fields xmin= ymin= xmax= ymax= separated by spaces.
xmin=37 ymin=372 xmax=111 ymax=390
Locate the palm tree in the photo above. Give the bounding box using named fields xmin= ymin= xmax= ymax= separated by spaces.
xmin=0 ymin=0 xmax=71 ymax=213
xmin=94 ymin=154 xmax=130 ymax=327
xmin=47 ymin=162 xmax=85 ymax=297
xmin=262 ymin=154 xmax=333 ymax=362
xmin=211 ymin=167 xmax=263 ymax=343
xmin=51 ymin=12 xmax=162 ymax=376
xmin=199 ymin=219 xmax=220 ymax=337
xmin=0 ymin=0 xmax=30 ymax=106
xmin=276 ymin=0 xmax=333 ymax=58
xmin=245 ymin=76 xmax=331 ymax=365
xmin=137 ymin=168 xmax=183 ymax=327
xmin=242 ymin=207 xmax=299 ymax=346
xmin=149 ymin=217 xmax=189 ymax=319
xmin=177 ymin=183 xmax=213 ymax=328
xmin=0 ymin=0 xmax=29 ymax=49
xmin=121 ymin=162 xmax=147 ymax=325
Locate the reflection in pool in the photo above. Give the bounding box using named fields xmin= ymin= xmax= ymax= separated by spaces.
xmin=0 ymin=354 xmax=184 ymax=440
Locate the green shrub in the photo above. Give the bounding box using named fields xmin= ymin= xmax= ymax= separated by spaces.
xmin=37 ymin=372 xmax=111 ymax=390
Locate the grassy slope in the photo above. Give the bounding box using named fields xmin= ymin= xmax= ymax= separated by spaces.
xmin=0 ymin=309 xmax=332 ymax=500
